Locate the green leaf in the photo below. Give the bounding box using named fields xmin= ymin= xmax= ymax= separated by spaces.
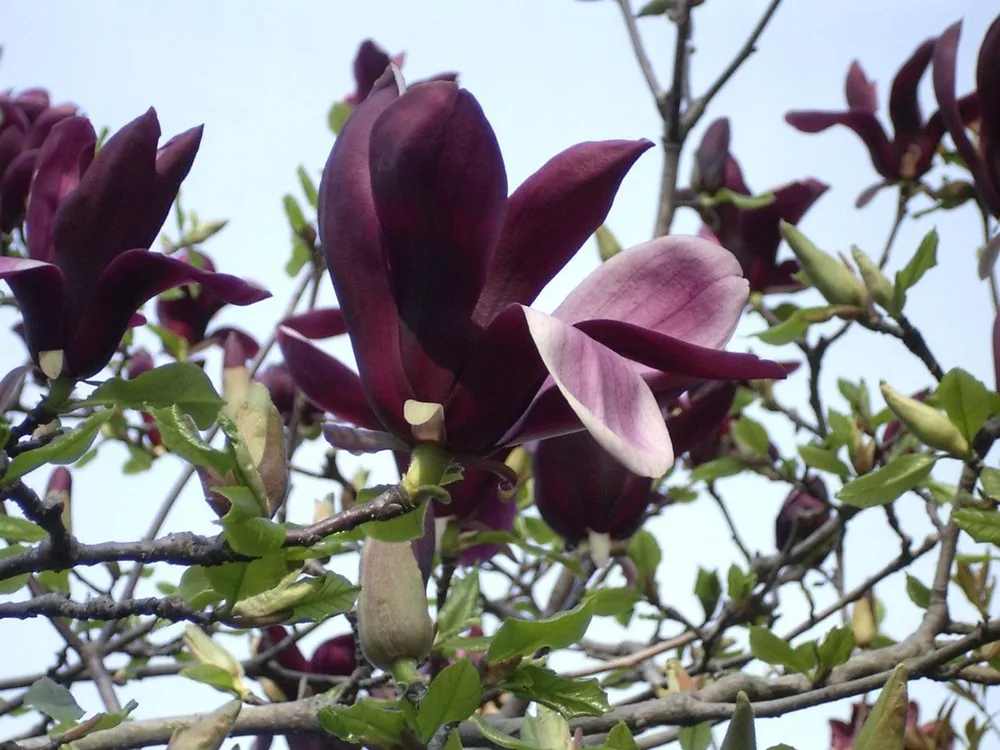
xmin=730 ymin=416 xmax=770 ymax=456
xmin=727 ymin=565 xmax=757 ymax=603
xmin=905 ymin=575 xmax=931 ymax=608
xmin=889 ymin=229 xmax=937 ymax=317
xmin=838 ymin=379 xmax=871 ymax=419
xmin=595 ymin=225 xmax=622 ymax=262
xmin=283 ymin=194 xmax=306 ymax=232
xmin=953 ymin=509 xmax=1000 ymax=545
xmin=0 ymin=545 xmax=30 ymax=594
xmin=359 ymin=485 xmax=429 ymax=542
xmin=980 ymin=467 xmax=1000 ymax=499
xmin=720 ymin=692 xmax=756 ymax=750
xmin=854 ymin=665 xmax=909 ymax=750
xmin=487 ymin=597 xmax=595 ymax=662
xmin=679 ymin=723 xmax=713 ymax=750
xmin=2 ymin=410 xmax=113 ymax=486
xmin=174 ymin=566 xmax=224 ymax=609
xmin=600 ymin=723 xmax=639 ymax=750
xmin=590 ymin=586 xmax=641 ymax=622
xmin=837 ymin=454 xmax=937 ymax=508
xmin=78 ymin=363 xmax=223 ymax=429
xmin=217 ymin=413 xmax=270 ymax=516
xmin=503 ymin=664 xmax=609 ymax=720
xmin=827 ymin=410 xmax=857 ymax=450
xmin=695 ymin=568 xmax=722 ymax=619
xmin=318 ymin=699 xmax=408 ymax=747
xmin=752 ymin=310 xmax=812 ymax=346
xmin=217 ymin=486 xmax=285 ymax=556
xmin=436 ymin=572 xmax=480 ymax=644
xmin=121 ymin=443 xmax=153 ymax=474
xmin=748 ymin=627 xmax=815 ymax=674
xmin=713 ymin=188 xmax=775 ymax=210
xmin=417 ymin=660 xmax=482 ymax=741
xmin=627 ymin=529 xmax=661 ymax=597
xmin=204 ymin=555 xmax=289 ymax=606
xmin=327 ymin=101 xmax=354 ymax=136
xmin=147 ymin=405 xmax=233 ymax=476
xmin=179 ymin=664 xmax=241 ymax=696
xmin=286 ymin=234 xmax=311 ymax=277
xmin=0 ymin=516 xmax=46 ymax=543
xmin=297 ymin=165 xmax=319 ymax=207
xmin=798 ymin=444 xmax=851 ymax=476
xmin=471 ymin=714 xmax=536 ymax=750
xmin=689 ymin=457 xmax=743 ymax=483
xmin=289 ymin=571 xmax=359 ymax=622
xmin=816 ymin=626 xmax=855 ymax=671
xmin=24 ymin=677 xmax=84 ymax=724
xmin=37 ymin=569 xmax=70 ymax=593
xmin=520 ymin=516 xmax=557 ymax=545
xmin=935 ymin=368 xmax=992 ymax=441
xmin=636 ymin=0 xmax=672 ymax=17
xmin=87 ymin=698 xmax=139 ymax=733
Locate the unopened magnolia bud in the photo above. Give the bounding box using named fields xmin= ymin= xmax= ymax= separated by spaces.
xmin=45 ymin=467 xmax=72 ymax=532
xmin=851 ymin=246 xmax=894 ymax=309
xmin=851 ymin=438 xmax=877 ymax=475
xmin=357 ymin=538 xmax=433 ymax=672
xmin=183 ymin=625 xmax=252 ymax=699
xmin=880 ymin=382 xmax=972 ymax=459
xmin=310 ymin=634 xmax=358 ymax=677
xmin=166 ymin=699 xmax=241 ymax=750
xmin=934 ymin=180 xmax=976 ymax=209
xmin=780 ymin=221 xmax=868 ymax=307
xmin=851 ymin=595 xmax=877 ymax=648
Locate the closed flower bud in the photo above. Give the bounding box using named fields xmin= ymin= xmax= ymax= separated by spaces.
xmin=851 ymin=594 xmax=877 ymax=648
xmin=44 ymin=467 xmax=72 ymax=533
xmin=533 ymin=431 xmax=655 ymax=561
xmin=851 ymin=437 xmax=877 ymax=475
xmin=692 ymin=118 xmax=731 ymax=195
xmin=780 ymin=221 xmax=868 ymax=308
xmin=166 ymin=699 xmax=241 ymax=750
xmin=880 ymin=382 xmax=972 ymax=459
xmin=310 ymin=634 xmax=357 ymax=677
xmin=357 ymin=538 xmax=434 ymax=673
xmin=183 ymin=625 xmax=252 ymax=699
xmin=774 ymin=476 xmax=832 ymax=566
xmin=850 ymin=246 xmax=894 ymax=309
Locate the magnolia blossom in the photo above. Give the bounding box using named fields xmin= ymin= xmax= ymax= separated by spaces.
xmin=279 ymin=70 xmax=786 ymax=478
xmin=0 ymin=109 xmax=270 ymax=379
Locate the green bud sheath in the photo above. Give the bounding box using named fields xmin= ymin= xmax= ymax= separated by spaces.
xmin=166 ymin=700 xmax=241 ymax=750
xmin=357 ymin=537 xmax=434 ymax=673
xmin=851 ymin=246 xmax=894 ymax=309
xmin=780 ymin=221 xmax=869 ymax=308
xmin=880 ymin=382 xmax=972 ymax=459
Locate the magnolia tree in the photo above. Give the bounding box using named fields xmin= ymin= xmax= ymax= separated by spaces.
xmin=0 ymin=4 xmax=998 ymax=750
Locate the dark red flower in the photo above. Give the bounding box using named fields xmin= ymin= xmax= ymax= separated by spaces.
xmin=0 ymin=109 xmax=270 ymax=380
xmin=346 ymin=40 xmax=406 ymax=106
xmin=695 ymin=118 xmax=828 ymax=293
xmin=774 ymin=476 xmax=831 ymax=561
xmin=435 ymin=464 xmax=517 ymax=566
xmin=788 ymin=38 xmax=980 ymax=185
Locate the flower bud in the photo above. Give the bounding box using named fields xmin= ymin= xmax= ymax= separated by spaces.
xmin=880 ymin=382 xmax=972 ymax=459
xmin=850 ymin=246 xmax=894 ymax=309
xmin=691 ymin=118 xmax=731 ymax=195
xmin=357 ymin=538 xmax=434 ymax=672
xmin=310 ymin=634 xmax=357 ymax=677
xmin=166 ymin=699 xmax=241 ymax=750
xmin=774 ymin=476 xmax=832 ymax=566
xmin=183 ymin=625 xmax=252 ymax=699
xmin=851 ymin=593 xmax=877 ymax=648
xmin=44 ymin=467 xmax=72 ymax=533
xmin=780 ymin=221 xmax=868 ymax=308
xmin=127 ymin=349 xmax=155 ymax=380
xmin=255 ymin=626 xmax=308 ymax=702
xmin=851 ymin=437 xmax=877 ymax=475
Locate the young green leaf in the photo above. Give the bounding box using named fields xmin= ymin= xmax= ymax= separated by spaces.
xmin=889 ymin=229 xmax=937 ymax=316
xmin=487 ymin=597 xmax=595 ymax=662
xmin=501 ymin=664 xmax=610 ymax=720
xmin=837 ymin=454 xmax=937 ymax=508
xmin=318 ymin=699 xmax=408 ymax=747
xmin=24 ymin=677 xmax=85 ymax=724
xmin=436 ymin=572 xmax=481 ymax=644
xmin=2 ymin=410 xmax=113 ymax=486
xmin=934 ymin=368 xmax=992 ymax=441
xmin=416 ymin=660 xmax=482 ymax=741
xmin=952 ymin=509 xmax=1000 ymax=545
xmin=748 ymin=627 xmax=815 ymax=674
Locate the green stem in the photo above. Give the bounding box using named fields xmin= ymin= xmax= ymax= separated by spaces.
xmin=401 ymin=442 xmax=451 ymax=499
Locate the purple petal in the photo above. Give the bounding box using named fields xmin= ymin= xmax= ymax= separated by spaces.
xmin=457 ymin=482 xmax=516 ymax=566
xmin=724 ymin=155 xmax=751 ymax=195
xmin=0 ymin=364 xmax=33 ymax=412
xmin=280 ymin=308 xmax=348 ymax=340
xmin=523 ymin=307 xmax=672 ymax=478
xmin=664 ymin=382 xmax=737 ymax=457
xmin=322 ymin=423 xmax=408 ymax=455
xmin=976 ymin=17 xmax=1000 ymax=202
xmin=0 ymin=150 xmax=38 ymax=232
xmin=25 ymin=116 xmax=97 ymax=262
xmin=845 ymin=61 xmax=878 ymax=111
xmin=934 ymin=22 xmax=1000 ymax=216
xmin=435 ymin=465 xmax=502 ymax=520
xmin=202 ymin=327 xmax=260 ymax=359
xmin=554 ymin=235 xmax=748 ymax=349
xmin=474 ymin=139 xmax=653 ymax=323
xmin=349 ymin=40 xmax=395 ymax=105
xmin=319 ymin=69 xmax=413 ymax=437
xmin=370 ymin=82 xmax=507 ymax=402
xmin=0 ymin=257 xmax=66 ymax=357
xmin=785 ymin=110 xmax=897 ymax=179
xmin=444 ymin=304 xmax=548 ymax=455
xmin=277 ymin=326 xmax=381 ymax=430
xmin=693 ymin=118 xmax=731 ymax=194
xmin=25 ymin=104 xmax=79 ymax=150
xmin=64 ymin=250 xmax=269 ymax=379
xmin=889 ymin=39 xmax=934 ymax=137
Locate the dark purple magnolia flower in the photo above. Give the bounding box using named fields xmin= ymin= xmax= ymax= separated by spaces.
xmin=436 ymin=464 xmax=517 ymax=566
xmin=255 ymin=628 xmax=359 ymax=750
xmin=774 ymin=476 xmax=832 ymax=563
xmin=278 ymin=72 xmax=787 ymax=479
xmin=787 ymin=39 xmax=980 ymax=186
xmin=934 ymin=17 xmax=1000 ymax=218
xmin=0 ymin=88 xmax=78 ymax=231
xmin=346 ymin=40 xmax=406 ymax=106
xmin=154 ymin=250 xmax=260 ymax=357
xmin=256 ymin=363 xmax=325 ymax=427
xmin=695 ymin=118 xmax=828 ymax=293
xmin=0 ymin=109 xmax=270 ymax=380
xmin=532 ymin=430 xmax=655 ymax=555
xmin=830 ymin=700 xmax=954 ymax=750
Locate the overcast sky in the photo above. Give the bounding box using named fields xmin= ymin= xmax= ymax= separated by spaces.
xmin=1 ymin=2 xmax=998 ymax=748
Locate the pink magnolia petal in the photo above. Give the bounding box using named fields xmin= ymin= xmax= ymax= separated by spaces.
xmin=277 ymin=326 xmax=380 ymax=430
xmin=523 ymin=307 xmax=672 ymax=479
xmin=281 ymin=308 xmax=348 ymax=340
xmin=554 ymin=235 xmax=748 ymax=350
xmin=0 ymin=256 xmax=66 ymax=355
xmin=474 ymin=139 xmax=652 ymax=323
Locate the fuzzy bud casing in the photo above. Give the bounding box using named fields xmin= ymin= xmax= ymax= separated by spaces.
xmin=851 ymin=246 xmax=894 ymax=309
xmin=357 ymin=538 xmax=433 ymax=672
xmin=880 ymin=382 xmax=972 ymax=459
xmin=780 ymin=221 xmax=868 ymax=307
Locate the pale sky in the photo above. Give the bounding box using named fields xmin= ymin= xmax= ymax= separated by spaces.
xmin=1 ymin=2 xmax=997 ymax=748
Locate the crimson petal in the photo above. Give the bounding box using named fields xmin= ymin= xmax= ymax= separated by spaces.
xmin=785 ymin=110 xmax=897 ymax=179
xmin=0 ymin=257 xmax=66 ymax=356
xmin=281 ymin=308 xmax=348 ymax=340
xmin=889 ymin=39 xmax=935 ymax=137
